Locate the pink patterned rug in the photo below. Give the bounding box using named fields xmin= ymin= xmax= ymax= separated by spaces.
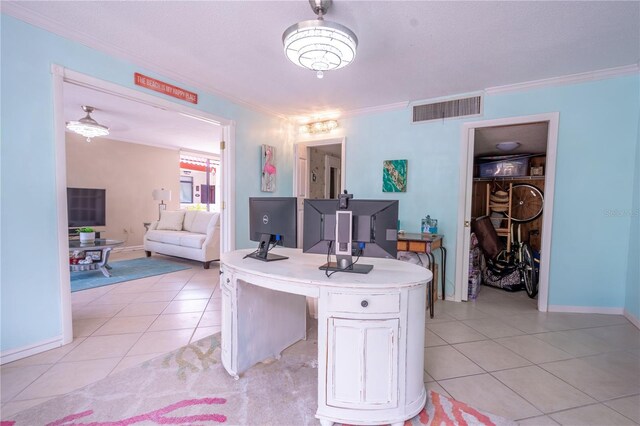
xmin=2 ymin=332 xmax=514 ymax=426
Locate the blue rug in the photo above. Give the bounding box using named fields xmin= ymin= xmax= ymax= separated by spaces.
xmin=70 ymin=258 xmax=192 ymax=292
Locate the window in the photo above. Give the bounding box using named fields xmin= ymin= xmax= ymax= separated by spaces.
xmin=180 ymin=176 xmax=193 ymax=203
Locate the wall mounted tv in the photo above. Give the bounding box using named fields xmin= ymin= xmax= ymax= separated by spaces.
xmin=67 ymin=188 xmax=106 ymax=228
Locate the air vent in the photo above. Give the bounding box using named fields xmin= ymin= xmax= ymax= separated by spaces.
xmin=413 ymin=95 xmax=482 ymax=123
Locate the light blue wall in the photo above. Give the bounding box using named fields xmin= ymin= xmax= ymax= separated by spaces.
xmin=0 ymin=15 xmax=291 ymax=353
xmin=342 ymin=75 xmax=639 ymax=307
xmin=625 ymin=98 xmax=640 ymax=320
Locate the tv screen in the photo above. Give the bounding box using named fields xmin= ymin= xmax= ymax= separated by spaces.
xmin=67 ymin=188 xmax=106 ymax=228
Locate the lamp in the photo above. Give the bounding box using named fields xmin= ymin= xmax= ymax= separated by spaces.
xmin=283 ymin=0 xmax=358 ymax=79
xmin=496 ymin=141 xmax=521 ymax=151
xmin=299 ymin=119 xmax=339 ymax=134
xmin=66 ymin=106 xmax=110 ymax=142
xmin=152 ymin=188 xmax=171 ymax=220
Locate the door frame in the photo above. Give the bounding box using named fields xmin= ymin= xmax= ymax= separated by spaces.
xmin=454 ymin=112 xmax=559 ymax=311
xmin=52 ymin=65 xmax=235 ymax=344
xmin=293 ymin=137 xmax=346 ymax=199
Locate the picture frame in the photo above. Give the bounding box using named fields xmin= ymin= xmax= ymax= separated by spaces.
xmin=85 ymin=250 xmax=102 ymax=262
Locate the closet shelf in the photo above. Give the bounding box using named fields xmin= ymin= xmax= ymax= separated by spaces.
xmin=474 ymin=176 xmax=545 ymax=182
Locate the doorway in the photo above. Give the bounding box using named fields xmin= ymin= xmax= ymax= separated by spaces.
xmin=293 ymin=138 xmax=346 ymax=248
xmin=53 ymin=65 xmax=235 ymax=345
xmin=455 ymin=113 xmax=559 ymax=311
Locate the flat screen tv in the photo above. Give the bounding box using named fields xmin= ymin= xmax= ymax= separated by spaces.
xmin=67 ymin=188 xmax=106 ymax=228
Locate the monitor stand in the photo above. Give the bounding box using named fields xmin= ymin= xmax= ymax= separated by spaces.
xmin=319 ymin=255 xmax=373 ymax=274
xmin=246 ymin=233 xmax=288 ymax=262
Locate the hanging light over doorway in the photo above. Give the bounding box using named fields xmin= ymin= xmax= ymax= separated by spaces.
xmin=66 ymin=105 xmax=110 ymax=142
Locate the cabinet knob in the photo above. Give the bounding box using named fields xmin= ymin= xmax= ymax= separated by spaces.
xmin=361 ymin=300 xmax=369 ymax=308
xmin=226 ymin=278 xmax=230 ymax=283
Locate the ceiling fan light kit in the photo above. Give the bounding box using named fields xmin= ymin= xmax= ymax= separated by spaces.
xmin=66 ymin=105 xmax=110 ymax=142
xmin=283 ymin=0 xmax=358 ymax=79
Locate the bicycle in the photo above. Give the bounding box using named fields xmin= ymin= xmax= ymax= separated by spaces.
xmin=508 ymin=224 xmax=539 ymax=298
xmin=507 ymin=183 xmax=544 ymax=222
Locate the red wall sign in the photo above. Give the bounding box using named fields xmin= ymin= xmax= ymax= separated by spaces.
xmin=134 ymin=73 xmax=198 ymax=104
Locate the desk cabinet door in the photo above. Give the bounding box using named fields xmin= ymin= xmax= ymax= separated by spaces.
xmin=326 ymin=318 xmax=399 ymax=409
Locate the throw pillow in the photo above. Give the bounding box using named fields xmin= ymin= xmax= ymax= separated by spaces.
xmin=183 ymin=210 xmax=199 ymax=232
xmin=191 ymin=212 xmax=216 ymax=234
xmin=157 ymin=210 xmax=186 ymax=231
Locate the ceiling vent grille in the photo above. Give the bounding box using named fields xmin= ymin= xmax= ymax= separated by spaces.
xmin=413 ymin=95 xmax=482 ymax=123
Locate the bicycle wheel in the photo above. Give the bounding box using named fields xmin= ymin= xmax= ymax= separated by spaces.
xmin=508 ymin=184 xmax=544 ymax=222
xmin=521 ymin=243 xmax=538 ymax=298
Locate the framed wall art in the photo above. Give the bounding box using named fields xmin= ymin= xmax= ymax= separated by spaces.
xmin=261 ymin=145 xmax=277 ymax=192
xmin=382 ymin=159 xmax=407 ymax=192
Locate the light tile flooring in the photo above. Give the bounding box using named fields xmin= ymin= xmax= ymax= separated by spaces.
xmin=1 ymin=252 xmax=639 ymax=425
xmin=1 ymin=251 xmax=222 ymax=418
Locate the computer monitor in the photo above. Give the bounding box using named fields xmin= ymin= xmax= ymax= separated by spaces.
xmin=303 ymin=197 xmax=398 ymax=274
xmin=248 ymin=197 xmax=297 ymax=262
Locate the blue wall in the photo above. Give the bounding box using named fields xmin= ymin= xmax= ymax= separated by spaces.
xmin=0 ymin=15 xmax=291 ymax=353
xmin=625 ymin=100 xmax=640 ymax=321
xmin=342 ymin=75 xmax=639 ymax=307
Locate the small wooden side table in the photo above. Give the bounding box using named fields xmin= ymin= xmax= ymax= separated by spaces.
xmin=397 ymin=233 xmax=447 ymax=317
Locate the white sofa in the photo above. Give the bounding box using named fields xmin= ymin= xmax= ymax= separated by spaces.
xmin=144 ymin=210 xmax=220 ymax=269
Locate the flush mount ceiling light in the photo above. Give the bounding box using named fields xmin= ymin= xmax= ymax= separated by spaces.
xmin=66 ymin=105 xmax=109 ymax=142
xmin=283 ymin=0 xmax=358 ymax=79
xmin=496 ymin=141 xmax=521 ymax=151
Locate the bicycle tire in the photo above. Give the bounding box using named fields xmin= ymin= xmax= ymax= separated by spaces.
xmin=522 ymin=243 xmax=538 ymax=298
xmin=507 ymin=184 xmax=544 ymax=222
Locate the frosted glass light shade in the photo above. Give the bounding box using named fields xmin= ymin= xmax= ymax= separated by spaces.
xmin=66 ymin=106 xmax=109 ymax=142
xmin=283 ymin=19 xmax=357 ymax=73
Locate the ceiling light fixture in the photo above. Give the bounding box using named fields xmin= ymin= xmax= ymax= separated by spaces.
xmin=66 ymin=105 xmax=109 ymax=142
xmin=495 ymin=141 xmax=521 ymax=151
xmin=299 ymin=119 xmax=339 ymax=134
xmin=283 ymin=0 xmax=358 ymax=79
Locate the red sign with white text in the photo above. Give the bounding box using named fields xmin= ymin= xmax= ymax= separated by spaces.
xmin=134 ymin=73 xmax=198 ymax=104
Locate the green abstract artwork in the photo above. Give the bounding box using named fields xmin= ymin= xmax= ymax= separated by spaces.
xmin=382 ymin=160 xmax=407 ymax=192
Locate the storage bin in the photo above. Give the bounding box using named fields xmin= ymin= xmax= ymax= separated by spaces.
xmin=479 ymin=157 xmax=529 ymax=177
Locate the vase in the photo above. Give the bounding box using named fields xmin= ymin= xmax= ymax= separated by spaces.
xmin=79 ymin=232 xmax=96 ymax=243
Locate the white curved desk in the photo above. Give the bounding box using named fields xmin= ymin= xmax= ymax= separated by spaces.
xmin=220 ymin=248 xmax=432 ymax=426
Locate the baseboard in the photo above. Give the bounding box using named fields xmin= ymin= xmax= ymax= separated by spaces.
xmin=113 ymin=245 xmax=144 ymax=253
xmin=547 ymin=305 xmax=625 ymax=315
xmin=1 ymin=336 xmax=63 ymax=365
xmin=624 ymin=310 xmax=640 ymax=329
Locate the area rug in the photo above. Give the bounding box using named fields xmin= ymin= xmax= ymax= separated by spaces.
xmin=70 ymin=258 xmax=192 ymax=292
xmin=1 ymin=331 xmax=515 ymax=426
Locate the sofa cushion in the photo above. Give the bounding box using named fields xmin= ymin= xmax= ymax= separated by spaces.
xmin=183 ymin=210 xmax=199 ymax=232
xmin=146 ymin=230 xmax=205 ymax=249
xmin=191 ymin=211 xmax=216 ymax=234
xmin=157 ymin=210 xmax=185 ymax=231
xmin=180 ymin=233 xmax=207 ymax=249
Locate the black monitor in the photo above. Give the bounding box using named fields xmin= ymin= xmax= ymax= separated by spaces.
xmin=67 ymin=188 xmax=106 ymax=228
xmin=303 ymin=196 xmax=398 ymax=274
xmin=248 ymin=197 xmax=297 ymax=262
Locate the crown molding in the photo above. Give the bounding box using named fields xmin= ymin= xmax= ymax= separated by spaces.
xmin=485 ymin=64 xmax=640 ymax=95
xmin=340 ymin=101 xmax=410 ymax=118
xmin=2 ymin=3 xmax=287 ymax=120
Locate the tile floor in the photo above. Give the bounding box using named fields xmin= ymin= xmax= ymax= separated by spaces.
xmin=1 ymin=250 xmax=222 ymax=418
xmin=1 ymin=252 xmax=639 ymax=425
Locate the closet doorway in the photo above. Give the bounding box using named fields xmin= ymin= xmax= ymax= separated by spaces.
xmin=455 ymin=113 xmax=559 ymax=311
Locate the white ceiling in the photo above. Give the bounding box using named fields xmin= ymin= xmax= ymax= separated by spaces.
xmin=64 ymin=82 xmax=222 ymax=153
xmin=5 ymin=1 xmax=640 ymax=118
xmin=474 ymin=122 xmax=549 ymax=157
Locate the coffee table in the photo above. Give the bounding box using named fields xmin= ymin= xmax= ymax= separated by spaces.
xmin=69 ymin=239 xmax=124 ymax=277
